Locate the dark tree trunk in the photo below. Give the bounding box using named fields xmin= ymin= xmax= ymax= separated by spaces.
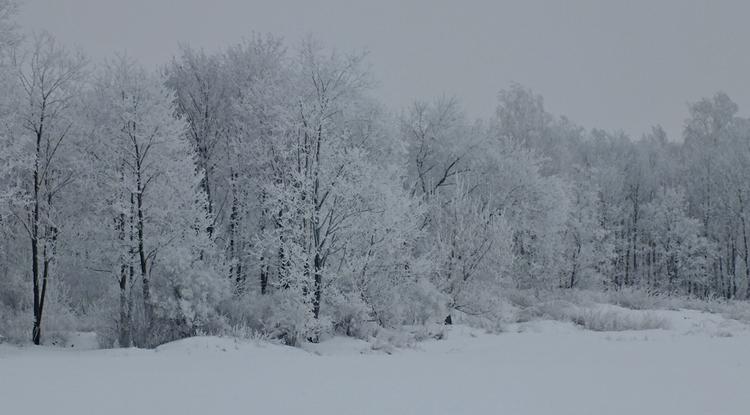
xmin=260 ymin=260 xmax=268 ymax=295
xmin=118 ymin=262 xmax=130 ymax=347
xmin=742 ymin=214 xmax=750 ymax=300
xmin=259 ymin=192 xmax=268 ymax=295
xmin=631 ymin=189 xmax=639 ymax=286
xmin=31 ymin=120 xmax=43 ymax=345
xmin=201 ymin=155 xmax=214 ymax=237
xmin=117 ymin=211 xmax=130 ymax=347
xmin=312 ymin=253 xmax=322 ymax=319
xmin=31 ymin=235 xmax=40 ymax=345
xmin=228 ymin=170 xmax=245 ymax=292
xmin=278 ymin=244 xmax=289 ymax=289
xmin=136 ymin=170 xmax=153 ymax=336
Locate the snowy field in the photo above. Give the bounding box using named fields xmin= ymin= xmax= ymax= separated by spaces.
xmin=1 ymin=307 xmax=748 ymax=415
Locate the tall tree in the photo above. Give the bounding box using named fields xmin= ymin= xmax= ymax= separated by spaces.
xmin=165 ymin=46 xmax=230 ymax=235
xmin=4 ymin=34 xmax=86 ymax=344
xmin=87 ymin=56 xmax=227 ymax=346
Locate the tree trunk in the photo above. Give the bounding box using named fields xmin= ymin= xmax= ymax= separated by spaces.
xmin=118 ymin=262 xmax=130 ymax=347
xmin=259 ymin=192 xmax=268 ymax=295
xmin=136 ymin=173 xmax=153 ymax=336
xmin=31 ymin=233 xmax=40 ymax=345
xmin=201 ymin=155 xmax=214 ymax=236
xmin=742 ymin=215 xmax=750 ymax=300
xmin=117 ymin=211 xmax=130 ymax=347
xmin=631 ymin=188 xmax=639 ymax=286
xmin=228 ymin=170 xmax=245 ymax=292
xmin=569 ymin=239 xmax=581 ymax=289
xmin=31 ymin=122 xmax=42 ymax=345
xmin=260 ymin=258 xmax=268 ymax=295
xmin=312 ymin=252 xmax=322 ymax=319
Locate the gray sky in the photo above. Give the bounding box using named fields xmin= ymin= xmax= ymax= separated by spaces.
xmin=16 ymin=0 xmax=750 ymax=140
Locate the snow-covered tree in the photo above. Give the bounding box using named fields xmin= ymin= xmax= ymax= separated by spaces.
xmin=165 ymin=46 xmax=231 ymax=236
xmin=0 ymin=0 xmax=18 ymax=53
xmin=86 ymin=56 xmax=228 ymax=346
xmin=5 ymin=9 xmax=750 ymax=347
xmin=560 ymin=170 xmax=614 ymax=289
xmin=222 ymin=35 xmax=288 ymax=292
xmin=431 ymin=179 xmax=512 ymax=323
xmin=641 ymin=188 xmax=715 ymax=294
xmin=1 ymin=33 xmax=86 ymax=344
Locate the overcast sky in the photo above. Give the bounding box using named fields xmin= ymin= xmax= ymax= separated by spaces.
xmin=16 ymin=0 xmax=750 ymax=140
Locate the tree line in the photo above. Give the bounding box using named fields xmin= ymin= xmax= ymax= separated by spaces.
xmin=1 ymin=2 xmax=748 ymax=346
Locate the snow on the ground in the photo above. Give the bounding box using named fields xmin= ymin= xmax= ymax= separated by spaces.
xmin=1 ymin=308 xmax=748 ymax=415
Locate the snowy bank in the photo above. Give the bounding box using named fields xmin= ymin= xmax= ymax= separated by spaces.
xmin=1 ymin=308 xmax=748 ymax=415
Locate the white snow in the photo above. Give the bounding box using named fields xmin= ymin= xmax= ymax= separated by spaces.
xmin=1 ymin=308 xmax=747 ymax=415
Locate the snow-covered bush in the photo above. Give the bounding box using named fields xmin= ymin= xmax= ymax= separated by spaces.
xmin=147 ymin=245 xmax=230 ymax=345
xmin=220 ymin=290 xmax=327 ymax=346
xmin=505 ymin=289 xmax=671 ymax=332
xmin=41 ymin=282 xmax=79 ymax=345
xmin=569 ymin=308 xmax=670 ymax=331
xmin=91 ymin=300 xmax=119 ymax=348
xmin=394 ymin=278 xmax=449 ymax=326
xmin=370 ymin=324 xmax=446 ymax=353
xmin=0 ymin=280 xmax=78 ymax=345
xmin=606 ymin=288 xmax=664 ymax=310
xmin=326 ymin=288 xmax=376 ymax=338
xmin=0 ymin=306 xmax=28 ymax=345
xmin=720 ymin=302 xmax=750 ymax=323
